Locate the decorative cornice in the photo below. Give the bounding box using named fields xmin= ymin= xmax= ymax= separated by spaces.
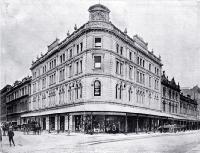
xmin=31 ymin=21 xmax=162 ymax=70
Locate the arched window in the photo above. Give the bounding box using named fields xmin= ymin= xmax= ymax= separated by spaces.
xmin=94 ymin=80 xmax=101 ymax=96
xmin=136 ymin=90 xmax=139 ymax=103
xmin=79 ymin=83 xmax=82 ymax=98
xmin=75 ymin=84 xmax=79 ymax=100
xmin=163 ymin=100 xmax=166 ymax=112
xmin=119 ymin=85 xmax=122 ymax=99
xmin=163 ymin=87 xmax=166 ymax=97
xmin=115 ymin=84 xmax=118 ymax=99
xmin=128 ymin=87 xmax=132 ymax=101
xmin=69 ymin=86 xmax=72 ymax=101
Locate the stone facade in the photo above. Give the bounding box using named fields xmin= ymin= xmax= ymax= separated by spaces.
xmin=6 ymin=76 xmax=31 ymax=125
xmin=18 ymin=4 xmax=199 ymax=133
xmin=0 ymin=85 xmax=12 ymax=122
xmin=161 ymin=71 xmax=180 ymax=115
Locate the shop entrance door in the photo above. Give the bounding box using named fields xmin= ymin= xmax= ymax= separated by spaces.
xmin=42 ymin=118 xmax=46 ymax=130
xmin=49 ymin=116 xmax=55 ymax=130
xmin=60 ymin=116 xmax=65 ymax=132
xmin=75 ymin=115 xmax=82 ymax=132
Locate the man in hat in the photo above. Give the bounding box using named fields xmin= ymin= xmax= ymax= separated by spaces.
xmin=0 ymin=125 xmax=2 ymax=141
xmin=8 ymin=127 xmax=15 ymax=147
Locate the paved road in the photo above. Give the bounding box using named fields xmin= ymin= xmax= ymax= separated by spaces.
xmin=1 ymin=131 xmax=200 ymax=153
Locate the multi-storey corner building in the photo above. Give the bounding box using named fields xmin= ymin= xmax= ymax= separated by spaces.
xmin=161 ymin=71 xmax=180 ymax=115
xmin=0 ymin=85 xmax=12 ymax=123
xmin=22 ymin=4 xmax=200 ymax=133
xmin=22 ymin=4 xmax=165 ymax=133
xmin=6 ymin=76 xmax=31 ymax=125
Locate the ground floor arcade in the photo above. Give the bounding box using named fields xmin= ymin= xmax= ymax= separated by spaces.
xmin=21 ymin=112 xmax=200 ymax=134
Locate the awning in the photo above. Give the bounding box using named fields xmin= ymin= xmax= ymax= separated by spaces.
xmin=21 ymin=103 xmax=170 ymax=118
xmin=20 ymin=103 xmax=197 ymax=121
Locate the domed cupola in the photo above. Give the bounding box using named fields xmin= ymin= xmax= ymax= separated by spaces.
xmin=88 ymin=4 xmax=110 ymax=22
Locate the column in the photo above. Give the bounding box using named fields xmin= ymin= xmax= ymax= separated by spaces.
xmin=90 ymin=113 xmax=93 ymax=135
xmin=125 ymin=113 xmax=128 ymax=134
xmin=69 ymin=114 xmax=73 ymax=132
xmin=55 ymin=114 xmax=60 ymax=133
xmin=136 ymin=115 xmax=139 ymax=134
xmin=82 ymin=114 xmax=86 ymax=133
xmin=55 ymin=115 xmax=58 ymax=131
xmin=46 ymin=116 xmax=49 ymax=131
xmin=64 ymin=114 xmax=69 ymax=131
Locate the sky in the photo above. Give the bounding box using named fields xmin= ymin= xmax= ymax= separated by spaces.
xmin=0 ymin=0 xmax=200 ymax=89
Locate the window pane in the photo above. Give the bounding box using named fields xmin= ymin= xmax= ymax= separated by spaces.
xmin=95 ymin=38 xmax=101 ymax=47
xmin=95 ymin=38 xmax=101 ymax=43
xmin=94 ymin=80 xmax=101 ymax=96
xmin=94 ymin=56 xmax=101 ymax=68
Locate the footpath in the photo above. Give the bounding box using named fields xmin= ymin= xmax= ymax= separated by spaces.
xmin=0 ymin=130 xmax=199 ymax=153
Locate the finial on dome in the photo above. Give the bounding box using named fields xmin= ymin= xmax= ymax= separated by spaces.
xmin=124 ymin=28 xmax=127 ymax=34
xmin=74 ymin=24 xmax=77 ymax=30
xmin=67 ymin=31 xmax=70 ymax=37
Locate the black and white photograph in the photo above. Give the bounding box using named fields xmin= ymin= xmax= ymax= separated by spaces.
xmin=0 ymin=0 xmax=200 ymax=152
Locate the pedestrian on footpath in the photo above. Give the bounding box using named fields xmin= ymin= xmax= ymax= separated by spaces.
xmin=0 ymin=126 xmax=3 ymax=152
xmin=8 ymin=127 xmax=15 ymax=147
xmin=0 ymin=126 xmax=2 ymax=142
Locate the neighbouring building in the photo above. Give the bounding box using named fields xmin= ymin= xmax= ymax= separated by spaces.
xmin=21 ymin=4 xmax=199 ymax=133
xmin=180 ymin=94 xmax=198 ymax=130
xmin=6 ymin=76 xmax=31 ymax=125
xmin=0 ymin=85 xmax=12 ymax=123
xmin=181 ymin=85 xmax=200 ymax=119
xmin=161 ymin=71 xmax=199 ymax=128
xmin=161 ymin=71 xmax=180 ymax=116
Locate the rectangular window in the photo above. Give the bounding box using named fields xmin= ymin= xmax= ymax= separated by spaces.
xmin=137 ymin=57 xmax=139 ymax=65
xmin=116 ymin=61 xmax=119 ymax=74
xmin=116 ymin=44 xmax=119 ymax=53
xmin=80 ymin=60 xmax=83 ymax=73
xmin=77 ymin=44 xmax=79 ymax=54
xmin=54 ymin=59 xmax=56 ymax=67
xmin=80 ymin=42 xmax=83 ymax=51
xmin=120 ymin=47 xmax=123 ymax=55
xmin=140 ymin=58 xmax=142 ymax=66
xmin=63 ymin=54 xmax=65 ymax=62
xmin=60 ymin=55 xmax=62 ymax=64
xmin=137 ymin=71 xmax=139 ymax=82
xmin=129 ymin=51 xmax=132 ymax=60
xmin=70 ymin=49 xmax=73 ymax=58
xmin=149 ymin=63 xmax=151 ymax=71
xmin=143 ymin=60 xmax=145 ymax=68
xmin=42 ymin=78 xmax=46 ymax=89
xmin=76 ymin=61 xmax=79 ymax=74
xmin=149 ymin=76 xmax=151 ymax=87
xmin=94 ymin=56 xmax=101 ymax=68
xmin=129 ymin=66 xmax=133 ymax=79
xmin=120 ymin=63 xmax=123 ymax=74
xmin=140 ymin=73 xmax=142 ymax=83
xmin=95 ymin=37 xmax=102 ymax=48
xmin=59 ymin=70 xmax=62 ymax=81
xmin=142 ymin=74 xmax=145 ymax=84
xmin=69 ymin=65 xmax=72 ymax=77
